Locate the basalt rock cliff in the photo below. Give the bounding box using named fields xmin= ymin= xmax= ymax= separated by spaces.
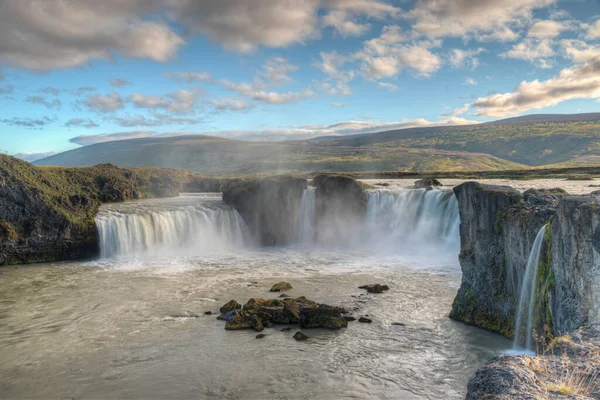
xmin=451 ymin=181 xmax=600 ymax=345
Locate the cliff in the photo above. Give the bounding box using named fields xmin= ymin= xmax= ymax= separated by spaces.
xmin=451 ymin=181 xmax=600 ymax=344
xmin=0 ymin=155 xmax=190 ymax=265
xmin=313 ymin=174 xmax=369 ymax=245
xmin=222 ymin=176 xmax=307 ymax=245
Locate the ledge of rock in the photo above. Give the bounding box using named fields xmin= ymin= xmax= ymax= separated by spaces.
xmin=222 ymin=176 xmax=307 ymax=246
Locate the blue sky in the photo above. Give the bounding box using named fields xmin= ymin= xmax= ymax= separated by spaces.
xmin=0 ymin=0 xmax=599 ymax=161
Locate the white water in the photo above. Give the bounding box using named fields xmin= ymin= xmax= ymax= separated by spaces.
xmin=96 ymin=195 xmax=250 ymax=259
xmin=297 ymin=187 xmax=316 ymax=244
xmin=365 ymin=188 xmax=460 ymax=251
xmin=513 ymin=225 xmax=547 ymax=350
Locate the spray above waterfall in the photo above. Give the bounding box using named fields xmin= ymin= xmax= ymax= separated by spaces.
xmin=513 ymin=225 xmax=548 ymax=350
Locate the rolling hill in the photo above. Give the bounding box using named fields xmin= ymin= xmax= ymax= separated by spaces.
xmin=34 ymin=113 xmax=600 ymax=175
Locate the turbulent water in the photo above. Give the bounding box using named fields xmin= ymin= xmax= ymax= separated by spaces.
xmin=514 ymin=225 xmax=547 ymax=350
xmin=0 ymin=188 xmax=512 ymax=399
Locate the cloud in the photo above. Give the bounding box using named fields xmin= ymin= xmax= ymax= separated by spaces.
xmin=501 ymin=38 xmax=555 ymax=67
xmin=452 ymin=56 xmax=600 ymax=117
xmin=84 ymin=92 xmax=124 ymax=112
xmin=65 ymin=118 xmax=100 ymax=128
xmin=585 ymin=19 xmax=600 ymax=40
xmin=39 ymin=87 xmax=61 ymax=95
xmin=527 ymin=20 xmax=566 ymax=38
xmin=110 ymin=78 xmax=131 ymax=87
xmin=114 ymin=113 xmax=203 ymax=127
xmin=409 ymin=0 xmax=556 ymax=41
xmin=377 ymin=82 xmax=398 ymax=91
xmin=208 ymin=97 xmax=254 ymax=112
xmin=448 ymin=48 xmax=485 ymax=69
xmin=258 ymin=57 xmax=298 ymax=84
xmin=463 ymin=77 xmax=477 ymax=86
xmin=14 ymin=152 xmax=58 ymax=162
xmin=330 ymin=102 xmax=345 ymax=108
xmin=26 ymin=96 xmax=61 ymax=109
xmin=561 ymin=39 xmax=600 ymax=63
xmin=67 ymin=117 xmax=480 ymax=144
xmin=0 ymin=0 xmax=184 ymax=70
xmin=166 ymin=72 xmax=213 ymax=83
xmin=1 ymin=116 xmax=55 ymax=127
xmin=128 ymin=89 xmax=200 ymax=114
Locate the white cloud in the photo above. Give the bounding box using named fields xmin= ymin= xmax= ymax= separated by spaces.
xmin=67 ymin=117 xmax=480 ymax=144
xmin=0 ymin=0 xmax=184 ymax=70
xmin=128 ymin=89 xmax=200 ymax=114
xmin=330 ymin=102 xmax=345 ymax=108
xmin=26 ymin=96 xmax=61 ymax=109
xmin=258 ymin=57 xmax=298 ymax=84
xmin=65 ymin=118 xmax=100 ymax=128
xmin=585 ymin=19 xmax=600 ymax=40
xmin=322 ymin=10 xmax=371 ymax=37
xmin=84 ymin=92 xmax=124 ymax=113
xmin=561 ymin=39 xmax=600 ymax=63
xmin=377 ymin=82 xmax=398 ymax=91
xmin=409 ymin=0 xmax=556 ymax=41
xmin=114 ymin=113 xmax=203 ymax=127
xmin=501 ymin=38 xmax=555 ymax=67
xmin=209 ymin=97 xmax=254 ymax=112
xmin=110 ymin=78 xmax=131 ymax=87
xmin=463 ymin=77 xmax=477 ymax=86
xmin=528 ymin=20 xmax=565 ymax=38
xmin=166 ymin=72 xmax=213 ymax=83
xmin=14 ymin=152 xmax=58 ymax=162
xmin=453 ymin=56 xmax=600 ymax=117
xmin=449 ymin=48 xmax=485 ymax=69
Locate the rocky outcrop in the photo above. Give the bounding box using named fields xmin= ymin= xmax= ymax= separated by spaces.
xmin=312 ymin=174 xmax=368 ymax=245
xmin=222 ymin=176 xmax=307 ymax=246
xmin=450 ymin=182 xmax=560 ymax=339
xmin=452 ymin=181 xmax=600 ymax=344
xmin=466 ymin=327 xmax=600 ymax=399
xmin=0 ymin=155 xmax=189 ymax=265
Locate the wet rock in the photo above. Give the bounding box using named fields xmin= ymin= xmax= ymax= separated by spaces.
xmin=259 ymin=306 xmax=288 ymax=324
xmin=343 ymin=316 xmax=356 ymax=322
xmin=280 ymin=327 xmax=292 ymax=332
xmin=255 ymin=333 xmax=266 ymax=339
xmin=358 ymin=284 xmax=389 ymax=294
xmin=204 ymin=311 xmax=213 ymax=315
xmin=293 ymin=331 xmax=309 ymax=341
xmin=300 ymin=306 xmax=344 ymax=329
xmin=391 ymin=322 xmax=405 ymax=326
xmin=323 ymin=317 xmax=348 ymax=330
xmin=358 ymin=317 xmax=372 ymax=323
xmin=270 ymin=282 xmax=293 ymax=292
xmin=243 ymin=298 xmax=265 ymax=312
xmin=248 ymin=314 xmax=264 ymax=332
xmin=414 ymin=178 xmax=441 ymax=189
xmin=282 ymin=299 xmax=301 ymax=324
xmin=219 ymin=300 xmax=241 ymax=314
xmin=375 ymin=182 xmax=390 ymax=187
xmin=279 ymin=293 xmax=291 ymax=298
xmin=216 ymin=310 xmax=237 ymax=321
xmin=224 ymin=312 xmax=253 ymax=330
xmin=524 ymin=187 xmax=568 ymax=196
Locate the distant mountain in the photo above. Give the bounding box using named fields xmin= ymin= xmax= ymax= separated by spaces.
xmin=34 ymin=113 xmax=600 ymax=173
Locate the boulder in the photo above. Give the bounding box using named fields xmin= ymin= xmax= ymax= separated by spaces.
xmin=414 ymin=178 xmax=442 ymax=189
xmin=224 ymin=312 xmax=253 ymax=330
xmin=293 ymin=331 xmax=309 ymax=341
xmin=222 ymin=176 xmax=307 ymax=245
xmin=219 ymin=300 xmax=242 ymax=314
xmin=358 ymin=317 xmax=372 ymax=323
xmin=300 ymin=306 xmax=344 ymax=328
xmin=359 ymin=284 xmax=390 ymax=294
xmin=270 ymin=282 xmax=293 ymax=292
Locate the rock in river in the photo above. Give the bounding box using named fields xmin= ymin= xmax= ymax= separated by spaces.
xmin=293 ymin=331 xmax=309 ymax=341
xmin=359 ymin=284 xmax=389 ymax=294
xmin=219 ymin=300 xmax=242 ymax=314
xmin=270 ymin=282 xmax=293 ymax=292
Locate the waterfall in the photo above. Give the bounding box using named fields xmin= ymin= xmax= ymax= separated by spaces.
xmin=365 ymin=189 xmax=460 ymax=250
xmin=297 ymin=188 xmax=316 ymax=244
xmin=513 ymin=225 xmax=547 ymax=350
xmin=96 ymin=196 xmax=250 ymax=259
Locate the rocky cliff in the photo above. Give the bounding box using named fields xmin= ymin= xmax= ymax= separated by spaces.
xmin=222 ymin=176 xmax=307 ymax=246
xmin=312 ymin=174 xmax=369 ymax=246
xmin=451 ymin=181 xmax=600 ymax=345
xmin=0 ymin=155 xmax=190 ymax=265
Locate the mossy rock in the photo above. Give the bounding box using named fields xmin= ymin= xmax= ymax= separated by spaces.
xmin=270 ymin=282 xmax=293 ymax=292
xmin=220 ymin=300 xmax=242 ymax=314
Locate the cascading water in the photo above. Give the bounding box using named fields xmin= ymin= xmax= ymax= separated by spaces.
xmin=513 ymin=225 xmax=547 ymax=350
xmin=95 ymin=195 xmax=251 ymax=259
xmin=297 ymin=187 xmax=316 ymax=244
xmin=365 ymin=188 xmax=460 ymax=250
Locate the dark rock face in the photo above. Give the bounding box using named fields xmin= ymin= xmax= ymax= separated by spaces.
xmin=293 ymin=331 xmax=309 ymax=341
xmin=414 ymin=178 xmax=442 ymax=189
xmin=452 ymin=181 xmax=600 ymax=343
xmin=312 ymin=174 xmax=368 ymax=245
xmin=270 ymin=282 xmax=293 ymax=292
xmin=359 ymin=284 xmax=390 ymax=293
xmin=450 ymin=182 xmax=558 ymax=339
xmin=222 ymin=176 xmax=307 ymax=246
xmin=219 ymin=300 xmax=242 ymax=314
xmin=0 ymin=155 xmax=189 ymax=266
